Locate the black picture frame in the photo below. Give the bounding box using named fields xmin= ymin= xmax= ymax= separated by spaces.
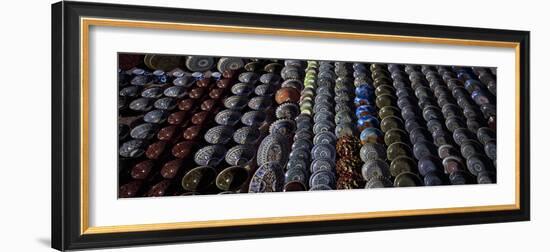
xmin=52 ymin=1 xmax=530 ymax=251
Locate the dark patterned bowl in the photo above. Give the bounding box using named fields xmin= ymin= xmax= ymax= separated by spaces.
xmin=143 ymin=109 xmax=168 ymax=124
xmin=275 ymin=103 xmax=300 ymax=119
xmin=181 ymin=166 xmax=217 ymax=192
xmin=394 ymin=172 xmax=422 ymax=187
xmin=264 ymin=62 xmax=283 ymax=73
xmin=291 ymin=138 xmax=313 ymax=151
xmin=204 ymin=125 xmax=234 ymax=145
xmin=216 ymin=166 xmax=249 ymax=191
xmin=225 ymin=144 xmax=255 ymax=166
xmin=360 ymin=143 xmax=386 ymax=162
xmin=452 ymin=127 xmax=475 ymax=146
xmin=384 ymin=128 xmax=408 ymax=146
xmin=390 ymin=156 xmax=416 ymax=177
xmin=413 ymin=140 xmax=437 ymax=160
xmin=185 ymin=56 xmax=214 ymax=72
xmin=141 ymin=87 xmax=163 ymax=98
xmin=281 ymin=79 xmax=303 ymax=90
xmin=163 ymin=86 xmax=186 ymax=98
xmin=260 ymin=73 xmax=281 ymax=85
xmin=313 ymin=131 xmax=337 ymax=146
xmin=284 ymin=168 xmax=308 ymax=185
xmin=289 ymin=147 xmax=311 ymax=162
xmin=386 ymin=142 xmax=412 ymax=161
xmin=309 ymin=170 xmax=335 ymax=188
xmin=477 ymin=127 xmax=496 ymax=145
xmin=244 ymin=61 xmax=262 ymax=72
xmin=311 ymin=143 xmax=336 ymax=161
xmin=217 ymin=57 xmax=245 ymax=72
xmin=214 ymin=109 xmax=242 ymax=126
xmin=224 ymin=95 xmax=249 ymax=110
xmin=241 ymin=111 xmax=266 ymax=127
xmin=194 ymin=145 xmax=227 ymax=167
xmin=269 ymin=119 xmax=296 ymax=137
xmin=380 ymin=116 xmax=404 ymax=133
xmin=129 ymin=97 xmax=152 ymax=111
xmin=310 ymin=159 xmax=335 ymax=173
xmin=173 ymin=76 xmax=195 ymax=87
xmin=254 ymin=84 xmax=276 ymax=96
xmin=231 ymin=83 xmax=255 ymax=96
xmin=119 ymin=139 xmax=146 ymax=158
xmin=248 ymin=96 xmax=273 ymax=110
xmin=287 ymin=158 xmax=309 ymax=172
xmin=238 ymin=72 xmax=259 ymax=84
xmin=460 ymin=139 xmax=483 ymax=159
xmin=293 ymin=129 xmax=314 ymax=141
xmin=313 ymin=111 xmax=334 ymax=123
xmin=130 ymin=123 xmax=157 ymax=139
xmin=313 ymin=121 xmax=336 ymax=135
xmin=130 ymin=75 xmax=148 ymax=86
xmin=233 ymin=126 xmax=261 ymax=145
xmin=154 ymin=97 xmax=176 ymax=110
xmin=365 ymin=177 xmax=392 ymax=189
xmin=361 ymin=159 xmax=390 ymax=181
xmin=417 ymin=155 xmax=442 ymax=176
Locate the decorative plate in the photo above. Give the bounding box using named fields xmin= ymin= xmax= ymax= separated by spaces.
xmin=256 ymin=133 xmax=290 ymax=166
xmin=248 ymin=161 xmax=284 ymax=193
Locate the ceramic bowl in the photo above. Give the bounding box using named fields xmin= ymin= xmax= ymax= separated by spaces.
xmin=119 ymin=139 xmax=146 ymax=158
xmin=204 ymin=125 xmax=234 ymax=145
xmin=223 ymin=95 xmax=249 ymax=110
xmin=130 ymin=123 xmax=157 ymax=140
xmin=216 ymin=166 xmax=249 ymax=191
xmin=129 ymin=97 xmax=152 ymax=111
xmin=232 ymin=126 xmax=261 ymax=145
xmin=214 ymin=109 xmax=242 ymax=126
xmin=361 ymin=159 xmax=390 ymax=181
xmin=241 ymin=111 xmax=266 ymax=127
xmin=225 ymin=145 xmax=255 ymax=166
xmin=231 ymin=83 xmax=255 ymax=96
xmin=181 ymin=166 xmax=217 ymax=192
xmin=143 ymin=109 xmax=169 ymax=124
xmin=248 ymin=96 xmax=273 ymax=110
xmin=194 ymin=145 xmax=227 ymax=167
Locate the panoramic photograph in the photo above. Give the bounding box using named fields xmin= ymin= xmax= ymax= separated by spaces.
xmin=117 ymin=53 xmax=497 ymax=198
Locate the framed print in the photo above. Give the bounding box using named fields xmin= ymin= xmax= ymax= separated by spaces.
xmin=51 ymin=1 xmax=530 ymax=251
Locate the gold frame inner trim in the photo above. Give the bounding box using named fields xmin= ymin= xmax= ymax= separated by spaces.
xmin=80 ymin=17 xmax=522 ymax=235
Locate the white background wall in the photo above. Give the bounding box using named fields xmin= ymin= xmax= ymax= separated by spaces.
xmin=0 ymin=0 xmax=546 ymax=251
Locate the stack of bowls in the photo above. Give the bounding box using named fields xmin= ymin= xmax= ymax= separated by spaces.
xmin=334 ymin=62 xmax=363 ymax=189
